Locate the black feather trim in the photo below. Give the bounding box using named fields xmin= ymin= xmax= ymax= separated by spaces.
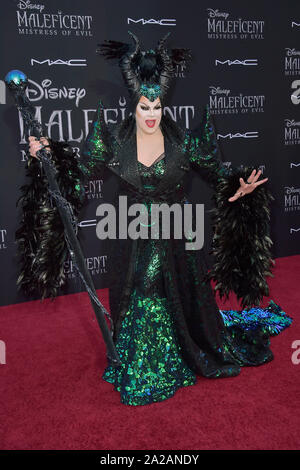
xmin=96 ymin=39 xmax=131 ymax=60
xmin=207 ymin=166 xmax=275 ymax=308
xmin=171 ymin=48 xmax=192 ymax=66
xmin=15 ymin=142 xmax=86 ymax=300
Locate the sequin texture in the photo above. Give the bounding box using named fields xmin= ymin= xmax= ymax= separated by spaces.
xmin=220 ymin=300 xmax=292 ymax=336
xmin=101 ymin=152 xmax=292 ymax=405
xmin=102 ymin=289 xmax=197 ymax=406
xmin=80 ymin=102 xmax=293 ymax=405
xmin=102 ymin=157 xmax=197 ymax=405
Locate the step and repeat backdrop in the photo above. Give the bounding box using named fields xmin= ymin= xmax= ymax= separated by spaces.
xmin=0 ymin=1 xmax=299 ymax=306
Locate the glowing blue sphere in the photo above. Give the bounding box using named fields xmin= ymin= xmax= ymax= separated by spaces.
xmin=4 ymin=70 xmax=27 ymax=87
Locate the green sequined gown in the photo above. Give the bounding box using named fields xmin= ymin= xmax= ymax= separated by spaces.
xmin=101 ymin=153 xmax=292 ymax=406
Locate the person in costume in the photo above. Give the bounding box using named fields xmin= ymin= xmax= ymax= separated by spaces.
xmin=23 ymin=32 xmax=292 ymax=406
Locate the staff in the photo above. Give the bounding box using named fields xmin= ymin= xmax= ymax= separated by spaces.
xmin=5 ymin=69 xmax=121 ymax=367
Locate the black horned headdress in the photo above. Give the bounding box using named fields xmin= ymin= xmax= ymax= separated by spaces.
xmin=96 ymin=31 xmax=192 ymax=103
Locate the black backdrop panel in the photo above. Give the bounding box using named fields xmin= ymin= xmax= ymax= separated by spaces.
xmin=0 ymin=1 xmax=299 ymax=306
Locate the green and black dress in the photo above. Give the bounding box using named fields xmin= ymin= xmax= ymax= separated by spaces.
xmin=101 ymin=154 xmax=291 ymax=406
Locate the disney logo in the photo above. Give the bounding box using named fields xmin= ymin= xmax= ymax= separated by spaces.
xmin=285 ymin=119 xmax=300 ymax=127
xmin=209 ymin=86 xmax=230 ymax=96
xmin=17 ymin=1 xmax=45 ymax=12
xmin=286 ymin=48 xmax=300 ymax=56
xmin=285 ymin=187 xmax=300 ymax=195
xmin=207 ymin=9 xmax=229 ymax=20
xmin=25 ymin=79 xmax=86 ymax=107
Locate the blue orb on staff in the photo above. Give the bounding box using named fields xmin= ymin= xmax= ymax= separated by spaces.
xmin=4 ymin=70 xmax=28 ymax=91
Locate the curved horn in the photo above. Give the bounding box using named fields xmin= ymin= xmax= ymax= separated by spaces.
xmin=157 ymin=32 xmax=171 ymax=51
xmin=119 ymin=31 xmax=142 ymax=95
xmin=156 ymin=33 xmax=174 ymax=96
xmin=127 ymin=31 xmax=141 ymax=61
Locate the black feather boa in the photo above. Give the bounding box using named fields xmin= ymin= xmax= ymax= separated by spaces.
xmin=207 ymin=166 xmax=275 ymax=308
xmin=15 ymin=141 xmax=86 ymax=300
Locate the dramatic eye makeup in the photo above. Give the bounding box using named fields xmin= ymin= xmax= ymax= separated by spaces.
xmin=140 ymin=104 xmax=162 ymax=111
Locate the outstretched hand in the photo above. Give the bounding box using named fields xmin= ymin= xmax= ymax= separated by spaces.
xmin=228 ymin=169 xmax=268 ymax=202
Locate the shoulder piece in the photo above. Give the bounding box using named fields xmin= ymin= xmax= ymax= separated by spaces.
xmin=79 ymin=99 xmax=113 ymax=179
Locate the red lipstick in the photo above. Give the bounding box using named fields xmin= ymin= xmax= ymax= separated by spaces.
xmin=145 ymin=120 xmax=156 ymax=128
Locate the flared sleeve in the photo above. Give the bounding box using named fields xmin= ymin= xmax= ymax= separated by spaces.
xmin=15 ymin=99 xmax=112 ymax=300
xmin=188 ymin=105 xmax=230 ymax=188
xmin=187 ymin=105 xmax=275 ymax=308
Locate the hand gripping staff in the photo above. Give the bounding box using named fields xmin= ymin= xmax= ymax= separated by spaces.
xmin=5 ymin=70 xmax=121 ymax=367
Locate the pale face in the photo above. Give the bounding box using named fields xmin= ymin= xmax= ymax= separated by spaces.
xmin=135 ymin=96 xmax=162 ymax=135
